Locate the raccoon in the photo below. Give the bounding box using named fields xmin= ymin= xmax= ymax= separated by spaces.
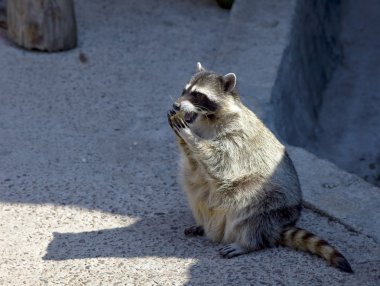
xmin=167 ymin=63 xmax=353 ymax=273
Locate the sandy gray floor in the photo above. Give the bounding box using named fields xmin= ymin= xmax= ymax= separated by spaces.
xmin=0 ymin=0 xmax=379 ymax=285
xmin=314 ymin=0 xmax=380 ymax=186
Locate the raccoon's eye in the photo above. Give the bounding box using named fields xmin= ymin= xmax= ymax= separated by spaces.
xmin=191 ymin=91 xmax=205 ymax=98
xmin=181 ymin=89 xmax=186 ymax=96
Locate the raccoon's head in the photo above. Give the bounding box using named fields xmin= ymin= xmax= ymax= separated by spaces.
xmin=173 ymin=62 xmax=239 ymax=124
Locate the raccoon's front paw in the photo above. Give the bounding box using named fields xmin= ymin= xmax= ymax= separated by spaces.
xmin=167 ymin=109 xmax=177 ymax=129
xmin=167 ymin=110 xmax=181 ymax=137
xmin=184 ymin=225 xmax=204 ymax=236
xmin=170 ymin=115 xmax=193 ymax=142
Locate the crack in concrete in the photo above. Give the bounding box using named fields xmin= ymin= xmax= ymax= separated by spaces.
xmin=302 ymin=200 xmax=378 ymax=243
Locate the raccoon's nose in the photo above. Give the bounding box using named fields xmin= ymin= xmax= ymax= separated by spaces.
xmin=173 ymin=102 xmax=180 ymax=111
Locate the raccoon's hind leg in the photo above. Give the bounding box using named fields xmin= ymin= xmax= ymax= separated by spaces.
xmin=219 ymin=243 xmax=250 ymax=258
xmin=184 ymin=225 xmax=204 ymax=236
xmin=219 ymin=205 xmax=301 ymax=259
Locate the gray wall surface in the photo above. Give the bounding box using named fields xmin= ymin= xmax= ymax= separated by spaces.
xmin=272 ymin=0 xmax=342 ymax=146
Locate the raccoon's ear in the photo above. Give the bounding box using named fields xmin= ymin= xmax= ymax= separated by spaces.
xmin=196 ymin=62 xmax=205 ymax=73
xmin=223 ymin=73 xmax=236 ymax=92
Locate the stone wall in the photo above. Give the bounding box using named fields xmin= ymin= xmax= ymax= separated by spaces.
xmin=271 ymin=0 xmax=342 ymax=146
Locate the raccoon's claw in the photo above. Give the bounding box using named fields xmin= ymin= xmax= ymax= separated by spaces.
xmin=172 ymin=117 xmax=189 ymax=132
xmin=168 ymin=109 xmax=177 ymax=118
xmin=168 ymin=110 xmax=189 ymax=140
xmin=177 ymin=118 xmax=187 ymax=129
xmin=184 ymin=225 xmax=204 ymax=236
xmin=219 ymin=243 xmax=249 ymax=258
xmin=168 ymin=112 xmax=197 ymax=145
xmin=167 ymin=110 xmax=175 ymax=129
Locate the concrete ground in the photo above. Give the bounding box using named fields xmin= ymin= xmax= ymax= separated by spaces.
xmin=0 ymin=0 xmax=379 ymax=285
xmin=313 ymin=0 xmax=380 ymax=187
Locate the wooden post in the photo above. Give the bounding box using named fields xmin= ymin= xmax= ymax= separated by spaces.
xmin=6 ymin=0 xmax=77 ymax=52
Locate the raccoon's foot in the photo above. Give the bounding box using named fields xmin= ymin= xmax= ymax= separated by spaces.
xmin=184 ymin=225 xmax=204 ymax=236
xmin=219 ymin=243 xmax=250 ymax=258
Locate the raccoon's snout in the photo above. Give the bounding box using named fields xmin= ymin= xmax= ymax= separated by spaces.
xmin=173 ymin=102 xmax=180 ymax=111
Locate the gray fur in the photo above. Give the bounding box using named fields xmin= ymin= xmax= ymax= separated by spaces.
xmin=168 ymin=64 xmax=302 ymax=256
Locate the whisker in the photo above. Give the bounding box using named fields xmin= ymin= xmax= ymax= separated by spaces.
xmin=193 ymin=104 xmax=211 ymax=112
xmin=168 ymin=95 xmax=176 ymax=102
xmin=205 ymin=113 xmax=212 ymax=125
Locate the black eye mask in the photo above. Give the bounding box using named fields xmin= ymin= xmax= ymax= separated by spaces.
xmin=189 ymin=91 xmax=218 ymax=113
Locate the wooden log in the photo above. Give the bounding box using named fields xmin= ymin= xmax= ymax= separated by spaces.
xmin=6 ymin=0 xmax=77 ymax=52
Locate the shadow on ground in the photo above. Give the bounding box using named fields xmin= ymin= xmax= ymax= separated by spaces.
xmin=0 ymin=0 xmax=378 ymax=284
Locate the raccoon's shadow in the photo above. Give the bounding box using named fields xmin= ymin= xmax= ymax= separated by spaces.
xmin=43 ymin=211 xmax=216 ymax=261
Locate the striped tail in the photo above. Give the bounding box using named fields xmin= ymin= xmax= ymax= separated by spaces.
xmin=280 ymin=226 xmax=353 ymax=273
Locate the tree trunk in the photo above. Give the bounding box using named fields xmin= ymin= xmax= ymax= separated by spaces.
xmin=6 ymin=0 xmax=77 ymax=52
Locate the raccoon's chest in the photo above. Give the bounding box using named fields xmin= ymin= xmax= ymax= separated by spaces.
xmin=181 ymin=155 xmax=227 ymax=242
